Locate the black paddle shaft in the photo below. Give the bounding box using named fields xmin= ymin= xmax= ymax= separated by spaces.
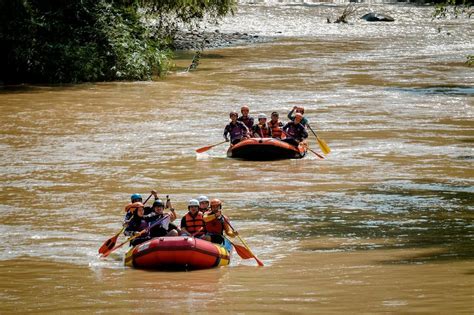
xmin=306 ymin=123 xmax=318 ymax=138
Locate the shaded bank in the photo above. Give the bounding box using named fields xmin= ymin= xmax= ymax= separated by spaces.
xmin=171 ymin=29 xmax=267 ymax=51
xmin=2 ymin=0 xmax=470 ymax=84
xmin=0 ymin=0 xmax=236 ymax=84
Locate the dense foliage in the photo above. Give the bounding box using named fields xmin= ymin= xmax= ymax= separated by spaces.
xmin=433 ymin=0 xmax=472 ymax=19
xmin=0 ymin=0 xmax=236 ymax=83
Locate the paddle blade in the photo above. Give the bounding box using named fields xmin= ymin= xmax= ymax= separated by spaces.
xmin=317 ymin=137 xmax=331 ymax=155
xmin=196 ymin=145 xmax=213 ymax=153
xmin=98 ymin=235 xmax=119 ymax=254
xmin=196 ymin=141 xmax=227 ymax=153
xmin=233 ymin=243 xmax=265 ymax=266
xmin=99 ymin=227 xmax=125 ymax=254
xmin=233 ymin=243 xmax=255 ymax=259
xmin=100 ymin=239 xmax=127 ymax=258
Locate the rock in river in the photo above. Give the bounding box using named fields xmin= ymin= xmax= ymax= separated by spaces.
xmin=361 ymin=12 xmax=395 ymax=22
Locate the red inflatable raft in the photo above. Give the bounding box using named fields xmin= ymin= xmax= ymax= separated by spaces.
xmin=227 ymin=137 xmax=307 ymax=160
xmin=124 ymin=236 xmax=232 ymax=270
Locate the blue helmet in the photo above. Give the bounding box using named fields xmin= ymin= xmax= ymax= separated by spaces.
xmin=153 ymin=199 xmax=165 ymax=208
xmin=130 ymin=193 xmax=142 ymax=202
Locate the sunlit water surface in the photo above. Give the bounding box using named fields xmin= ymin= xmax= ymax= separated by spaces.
xmin=0 ymin=2 xmax=473 ymax=313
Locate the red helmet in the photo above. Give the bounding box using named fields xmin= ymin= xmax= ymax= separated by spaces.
xmin=229 ymin=111 xmax=238 ymax=118
xmin=210 ymin=198 xmax=222 ymax=208
xmin=241 ymin=105 xmax=249 ymax=112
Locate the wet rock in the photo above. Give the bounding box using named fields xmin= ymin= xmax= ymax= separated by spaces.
xmin=361 ymin=12 xmax=395 ymax=22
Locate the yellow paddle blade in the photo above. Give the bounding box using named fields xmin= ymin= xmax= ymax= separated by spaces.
xmin=317 ymin=137 xmax=331 ymax=155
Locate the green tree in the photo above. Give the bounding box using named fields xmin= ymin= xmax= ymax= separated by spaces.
xmin=0 ymin=0 xmax=236 ymax=83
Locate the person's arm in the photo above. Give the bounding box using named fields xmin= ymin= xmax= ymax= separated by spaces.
xmin=124 ymin=229 xmax=135 ymax=237
xmin=287 ymin=107 xmax=297 ymax=120
xmin=223 ymin=125 xmax=230 ymax=141
xmin=166 ymin=197 xmax=177 ymax=221
xmin=224 ymin=224 xmax=236 ymax=237
xmin=251 ymin=125 xmax=259 ymax=138
xmin=191 ymin=226 xmax=204 ymax=237
xmin=168 ymin=208 xmax=177 ymax=222
xmin=123 ymin=219 xmax=136 ymax=236
xmin=143 ymin=212 xmax=155 ymax=222
xmin=203 ymin=211 xmax=218 ymax=223
xmin=143 ymin=206 xmax=153 ymax=216
xmin=223 ymin=216 xmax=238 ymax=237
xmin=241 ymin=122 xmax=250 ymax=137
xmin=302 ymin=117 xmax=309 ymax=126
xmin=124 ymin=211 xmax=133 ymax=222
xmin=180 ymin=216 xmax=188 ymax=235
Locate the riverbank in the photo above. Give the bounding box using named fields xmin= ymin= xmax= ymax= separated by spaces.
xmin=171 ymin=29 xmax=270 ymax=51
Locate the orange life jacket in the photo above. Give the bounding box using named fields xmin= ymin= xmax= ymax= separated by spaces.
xmin=184 ymin=212 xmax=205 ymax=234
xmin=269 ymin=120 xmax=283 ymax=138
xmin=252 ymin=124 xmax=271 ymax=138
xmin=204 ymin=212 xmax=227 ymax=235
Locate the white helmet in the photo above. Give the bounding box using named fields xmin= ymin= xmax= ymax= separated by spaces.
xmin=188 ymin=199 xmax=199 ymax=207
xmin=197 ymin=195 xmax=209 ymax=203
xmin=257 ymin=113 xmax=267 ymax=120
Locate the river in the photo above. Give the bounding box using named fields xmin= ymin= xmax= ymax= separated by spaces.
xmin=0 ymin=2 xmax=473 ymax=313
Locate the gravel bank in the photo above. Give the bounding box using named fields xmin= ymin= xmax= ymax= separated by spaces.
xmin=171 ymin=29 xmax=271 ymax=51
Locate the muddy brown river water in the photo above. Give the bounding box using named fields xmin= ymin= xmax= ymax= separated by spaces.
xmin=0 ymin=2 xmax=473 ymax=314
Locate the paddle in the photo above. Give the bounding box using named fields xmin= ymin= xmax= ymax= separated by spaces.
xmin=196 ymin=140 xmax=227 ymax=153
xmin=101 ymin=229 xmax=144 ymax=258
xmin=142 ymin=193 xmax=153 ymax=205
xmin=165 ymin=195 xmax=178 ymax=223
xmin=306 ymin=146 xmax=325 ymax=159
xmin=101 ymin=214 xmax=170 ymax=258
xmin=307 ymin=124 xmax=331 ymax=155
xmin=223 ymin=217 xmax=264 ymax=266
xmin=225 ymin=237 xmax=257 ymax=259
xmin=281 ymin=130 xmax=319 ymax=158
xmin=165 ymin=195 xmax=170 ymax=209
xmin=98 ymin=227 xmax=125 ymax=255
xmin=98 ymin=193 xmax=153 ymax=255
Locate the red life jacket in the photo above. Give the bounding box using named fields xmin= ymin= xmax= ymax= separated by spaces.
xmin=269 ymin=120 xmax=283 ymax=138
xmin=204 ymin=212 xmax=227 ymax=234
xmin=184 ymin=212 xmax=205 ymax=234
